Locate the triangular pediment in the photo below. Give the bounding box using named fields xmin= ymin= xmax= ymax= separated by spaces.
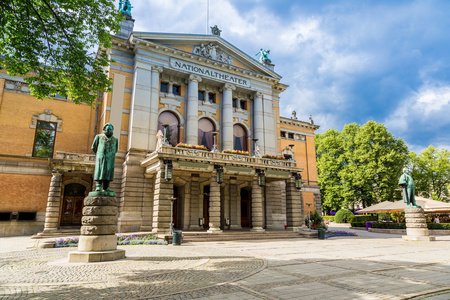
xmin=130 ymin=32 xmax=281 ymax=80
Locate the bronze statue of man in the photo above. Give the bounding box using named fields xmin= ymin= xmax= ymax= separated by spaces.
xmin=398 ymin=168 xmax=420 ymax=208
xmin=92 ymin=123 xmax=118 ymax=193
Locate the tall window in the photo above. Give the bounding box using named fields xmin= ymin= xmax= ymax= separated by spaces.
xmin=198 ymin=118 xmax=215 ymax=150
xmin=160 ymin=82 xmax=168 ymax=93
xmin=33 ymin=121 xmax=57 ymax=157
xmin=233 ymin=124 xmax=247 ymax=152
xmin=198 ymin=90 xmax=204 ymax=101
xmin=158 ymin=111 xmax=179 ymax=146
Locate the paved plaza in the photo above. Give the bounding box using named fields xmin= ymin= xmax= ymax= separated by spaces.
xmin=1 ymin=228 xmax=450 ymax=299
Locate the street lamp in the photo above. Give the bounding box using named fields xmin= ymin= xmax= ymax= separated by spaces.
xmin=170 ymin=196 xmax=176 ymax=235
xmin=256 ymin=169 xmax=265 ymax=187
xmin=164 ymin=160 xmax=173 ymax=181
xmin=306 ymin=202 xmax=311 ymax=231
xmin=294 ymin=173 xmax=302 ymax=190
xmin=214 ymin=165 xmax=224 ymax=184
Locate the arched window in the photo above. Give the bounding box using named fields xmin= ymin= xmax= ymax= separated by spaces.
xmin=233 ymin=124 xmax=247 ymax=152
xmin=198 ymin=118 xmax=215 ymax=150
xmin=158 ymin=111 xmax=179 ymax=146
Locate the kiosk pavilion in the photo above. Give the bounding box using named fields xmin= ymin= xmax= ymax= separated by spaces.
xmin=0 ymin=8 xmax=321 ymax=237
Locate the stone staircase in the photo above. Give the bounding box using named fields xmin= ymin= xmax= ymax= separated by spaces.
xmin=180 ymin=230 xmax=305 ymax=242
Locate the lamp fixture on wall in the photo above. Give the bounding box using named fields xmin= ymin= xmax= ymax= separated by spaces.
xmin=214 ymin=165 xmax=224 ymax=184
xmin=256 ymin=169 xmax=265 ymax=187
xmin=293 ymin=172 xmax=302 ymax=190
xmin=164 ymin=160 xmax=173 ymax=181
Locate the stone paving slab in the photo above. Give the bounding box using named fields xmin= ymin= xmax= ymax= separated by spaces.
xmin=1 ymin=231 xmax=450 ymax=299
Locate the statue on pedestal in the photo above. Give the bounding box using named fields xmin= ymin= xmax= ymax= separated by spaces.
xmin=91 ymin=123 xmax=118 ymax=195
xmin=398 ymin=168 xmax=421 ymax=208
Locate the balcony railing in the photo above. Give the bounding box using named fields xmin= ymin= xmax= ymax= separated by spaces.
xmin=143 ymin=146 xmax=298 ymax=169
xmin=54 ymin=151 xmax=95 ymax=162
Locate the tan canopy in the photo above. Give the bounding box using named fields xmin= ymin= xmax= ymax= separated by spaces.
xmin=357 ymin=197 xmax=450 ymax=213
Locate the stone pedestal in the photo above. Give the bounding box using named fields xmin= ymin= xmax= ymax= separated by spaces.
xmin=68 ymin=193 xmax=125 ymax=262
xmin=403 ymin=207 xmax=435 ymax=242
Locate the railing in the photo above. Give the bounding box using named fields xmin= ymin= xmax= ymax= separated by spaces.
xmin=147 ymin=146 xmax=297 ymax=168
xmin=54 ymin=151 xmax=95 ymax=162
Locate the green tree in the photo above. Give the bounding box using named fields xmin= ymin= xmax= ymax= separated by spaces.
xmin=316 ymin=121 xmax=408 ymax=211
xmin=0 ymin=0 xmax=123 ymax=105
xmin=410 ymin=146 xmax=450 ymax=201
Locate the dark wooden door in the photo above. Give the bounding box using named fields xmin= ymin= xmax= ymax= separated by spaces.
xmin=203 ymin=186 xmax=210 ymax=229
xmin=241 ymin=189 xmax=250 ymax=227
xmin=60 ymin=196 xmax=84 ymax=226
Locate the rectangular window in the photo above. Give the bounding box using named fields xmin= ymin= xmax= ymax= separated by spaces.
xmin=173 ymin=85 xmax=181 ymax=96
xmin=33 ymin=121 xmax=57 ymax=158
xmin=280 ymin=131 xmax=286 ymax=138
xmin=160 ymin=82 xmax=168 ymax=93
xmin=208 ymin=93 xmax=215 ymax=103
xmin=288 ymin=133 xmax=294 ymax=139
xmin=232 ymin=98 xmax=237 ymax=108
xmin=240 ymin=100 xmax=247 ymax=110
xmin=198 ymin=90 xmax=204 ymax=101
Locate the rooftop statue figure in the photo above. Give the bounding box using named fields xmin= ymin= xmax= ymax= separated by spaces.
xmin=210 ymin=25 xmax=222 ymax=36
xmin=256 ymin=48 xmax=271 ymax=64
xmin=91 ymin=123 xmax=118 ymax=195
xmin=398 ymin=168 xmax=421 ymax=208
xmin=119 ymin=0 xmax=132 ymax=15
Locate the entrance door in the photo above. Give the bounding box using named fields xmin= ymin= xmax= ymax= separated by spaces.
xmin=60 ymin=183 xmax=86 ymax=226
xmin=241 ymin=189 xmax=250 ymax=227
xmin=203 ymin=185 xmax=210 ymax=229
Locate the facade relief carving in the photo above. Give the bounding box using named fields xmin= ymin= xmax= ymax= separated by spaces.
xmin=193 ymin=43 xmax=233 ymax=64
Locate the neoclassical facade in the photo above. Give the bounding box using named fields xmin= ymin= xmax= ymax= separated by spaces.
xmin=0 ymin=11 xmax=321 ymax=236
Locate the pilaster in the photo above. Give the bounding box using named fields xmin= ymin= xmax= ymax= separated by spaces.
xmin=189 ymin=177 xmax=202 ymax=230
xmin=253 ymin=91 xmax=264 ymax=154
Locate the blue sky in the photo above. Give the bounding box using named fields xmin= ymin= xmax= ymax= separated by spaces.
xmin=127 ymin=0 xmax=450 ymax=153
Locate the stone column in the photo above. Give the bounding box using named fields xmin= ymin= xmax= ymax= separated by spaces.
xmin=208 ymin=175 xmax=222 ymax=233
xmin=189 ymin=177 xmax=202 ymax=230
xmin=253 ymin=91 xmax=264 ymax=153
xmin=152 ymin=165 xmax=174 ymax=234
xmin=186 ymin=74 xmax=202 ymax=145
xmin=221 ymin=83 xmax=236 ymax=150
xmin=43 ymin=170 xmax=63 ymax=233
xmin=229 ymin=182 xmax=241 ymax=229
xmin=286 ymin=178 xmax=303 ymax=231
xmin=403 ymin=207 xmax=435 ymax=241
xmin=149 ymin=66 xmax=163 ymax=151
xmin=251 ymin=179 xmax=265 ymax=232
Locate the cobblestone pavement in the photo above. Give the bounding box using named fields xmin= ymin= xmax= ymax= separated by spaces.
xmin=1 ymin=228 xmax=450 ymax=299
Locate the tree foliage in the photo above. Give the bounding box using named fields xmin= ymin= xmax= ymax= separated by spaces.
xmin=0 ymin=0 xmax=123 ymax=105
xmin=410 ymin=145 xmax=450 ymax=201
xmin=316 ymin=121 xmax=408 ymax=211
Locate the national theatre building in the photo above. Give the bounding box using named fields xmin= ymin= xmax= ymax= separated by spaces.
xmin=0 ymin=9 xmax=321 ymax=237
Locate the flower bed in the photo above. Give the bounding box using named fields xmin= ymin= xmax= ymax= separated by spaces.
xmin=54 ymin=234 xmax=168 ymax=248
xmin=222 ymin=149 xmax=249 ymax=156
xmin=325 ymin=230 xmax=357 ymax=239
xmin=262 ymin=154 xmax=286 ymax=160
xmin=54 ymin=237 xmax=79 ymax=248
xmin=175 ymin=143 xmax=209 ymax=151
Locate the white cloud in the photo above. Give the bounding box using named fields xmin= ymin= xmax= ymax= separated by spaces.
xmin=385 ymin=81 xmax=450 ymax=132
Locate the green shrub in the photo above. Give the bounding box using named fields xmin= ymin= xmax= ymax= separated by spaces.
xmin=427 ymin=223 xmax=450 ymax=230
xmin=348 ymin=215 xmax=377 ymax=223
xmin=323 ymin=216 xmax=335 ymax=221
xmin=390 ymin=212 xmax=405 ymax=223
xmin=371 ymin=222 xmax=406 ymax=229
xmin=378 ymin=213 xmax=390 ymax=221
xmin=335 ymin=209 xmax=354 ymax=223
xmin=305 ymin=210 xmax=323 ymax=226
xmin=350 ymin=222 xmax=367 ymax=227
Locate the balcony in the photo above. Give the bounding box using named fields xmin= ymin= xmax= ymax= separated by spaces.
xmin=50 ymin=151 xmax=95 ymax=173
xmin=141 ymin=146 xmax=301 ymax=178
